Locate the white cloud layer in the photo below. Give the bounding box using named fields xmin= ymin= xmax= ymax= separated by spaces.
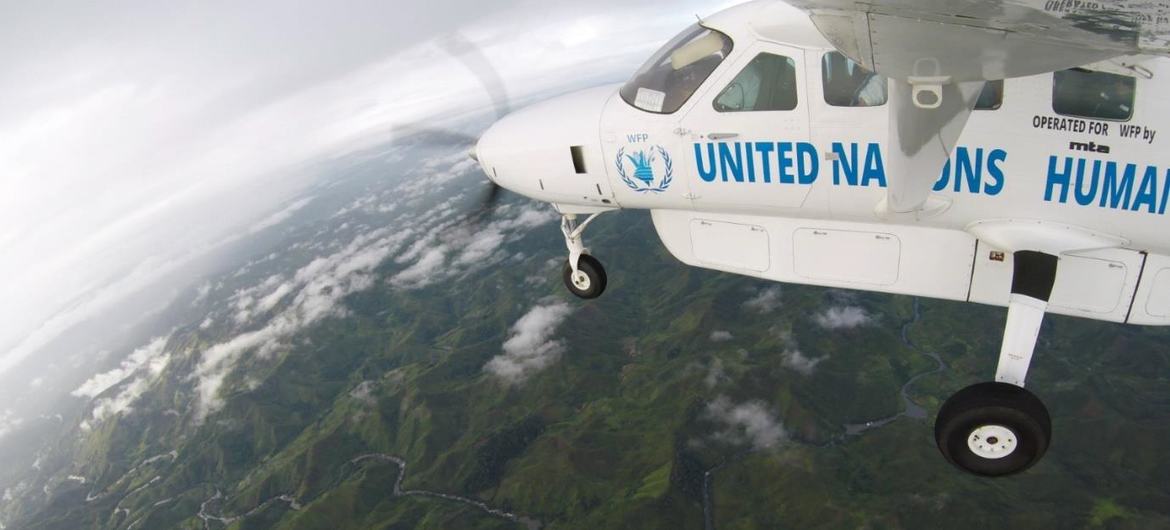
xmin=743 ymin=286 xmax=782 ymax=313
xmin=72 ymin=336 xmax=170 ymax=399
xmin=814 ymin=306 xmax=872 ymax=329
xmin=193 ymin=226 xmax=413 ymax=421
xmin=0 ymin=409 xmax=23 ymax=441
xmin=781 ymin=349 xmax=827 ymax=376
xmin=704 ymin=358 xmax=728 ymax=388
xmin=0 ymin=0 xmax=724 ymax=381
xmin=73 ymin=336 xmax=174 ymax=429
xmin=705 ymin=395 xmax=785 ymax=450
xmin=709 ymin=330 xmax=734 ymax=342
xmin=248 ymin=197 xmax=314 ymax=234
xmin=391 ymin=204 xmax=556 ymax=289
xmin=484 ymin=301 xmax=573 ymax=385
xmin=350 ymin=381 xmax=377 ymax=406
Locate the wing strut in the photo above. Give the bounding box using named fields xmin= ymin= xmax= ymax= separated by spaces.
xmin=878 ymin=79 xmax=983 ymax=216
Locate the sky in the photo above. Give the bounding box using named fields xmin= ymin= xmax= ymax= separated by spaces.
xmin=0 ymin=0 xmax=741 ymax=389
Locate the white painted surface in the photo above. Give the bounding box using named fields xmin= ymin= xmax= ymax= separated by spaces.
xmin=1049 ymin=255 xmax=1128 ymax=315
xmin=1146 ymin=268 xmax=1170 ymax=317
xmin=793 ymin=228 xmax=900 ymax=285
xmin=995 ymin=294 xmax=1048 ymax=387
xmin=690 ymin=219 xmax=770 ymax=272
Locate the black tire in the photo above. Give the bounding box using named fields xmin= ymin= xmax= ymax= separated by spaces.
xmin=934 ymin=382 xmax=1051 ymax=477
xmin=562 ymin=255 xmax=607 ymax=299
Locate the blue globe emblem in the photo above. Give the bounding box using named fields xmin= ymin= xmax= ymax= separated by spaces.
xmin=616 ymin=145 xmax=673 ymax=193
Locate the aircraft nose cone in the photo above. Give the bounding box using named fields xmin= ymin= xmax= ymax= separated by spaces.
xmin=472 ymin=84 xmax=617 ymax=203
xmin=474 ymin=124 xmax=502 ymax=184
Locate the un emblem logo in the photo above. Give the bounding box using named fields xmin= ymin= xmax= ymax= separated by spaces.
xmin=615 ymin=145 xmax=673 ymax=193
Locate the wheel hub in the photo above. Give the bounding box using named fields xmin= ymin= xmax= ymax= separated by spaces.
xmin=967 ymin=424 xmax=1017 ymax=459
xmin=571 ymin=271 xmax=591 ymax=290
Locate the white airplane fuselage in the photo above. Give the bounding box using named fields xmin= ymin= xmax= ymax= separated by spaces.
xmin=475 ymin=0 xmax=1170 ymax=327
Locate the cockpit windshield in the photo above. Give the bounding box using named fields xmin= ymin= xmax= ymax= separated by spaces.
xmin=619 ymin=24 xmax=733 ymax=114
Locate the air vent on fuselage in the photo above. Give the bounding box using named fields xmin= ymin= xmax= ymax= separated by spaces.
xmin=570 ymin=146 xmax=587 ymax=174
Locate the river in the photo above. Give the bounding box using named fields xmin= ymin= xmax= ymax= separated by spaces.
xmin=703 ymin=298 xmax=948 ymax=529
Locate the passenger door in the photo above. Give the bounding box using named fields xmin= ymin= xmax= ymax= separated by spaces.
xmin=676 ymin=43 xmax=811 ymax=213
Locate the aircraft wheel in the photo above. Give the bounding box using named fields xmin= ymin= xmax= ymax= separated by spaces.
xmin=562 ymin=255 xmax=606 ymax=299
xmin=934 ymin=382 xmax=1051 ymax=477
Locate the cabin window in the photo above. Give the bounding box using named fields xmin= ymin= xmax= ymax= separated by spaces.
xmin=712 ymin=53 xmax=798 ymax=112
xmin=620 ymin=24 xmax=733 ymax=114
xmin=975 ymin=80 xmax=1003 ymax=110
xmin=821 ymin=52 xmax=887 ymax=107
xmin=1052 ymin=68 xmax=1135 ymax=121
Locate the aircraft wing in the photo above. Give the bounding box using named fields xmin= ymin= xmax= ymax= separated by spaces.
xmin=784 ymin=0 xmax=1170 ymax=213
xmin=788 ymin=0 xmax=1170 ymax=82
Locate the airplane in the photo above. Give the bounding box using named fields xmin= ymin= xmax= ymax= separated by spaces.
xmin=471 ymin=0 xmax=1170 ymax=477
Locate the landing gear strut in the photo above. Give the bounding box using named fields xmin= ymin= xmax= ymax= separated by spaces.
xmin=935 ymin=251 xmax=1058 ymax=477
xmin=560 ymin=213 xmax=607 ymax=299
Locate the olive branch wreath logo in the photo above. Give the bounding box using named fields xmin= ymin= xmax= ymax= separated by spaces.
xmin=615 ymin=145 xmax=673 ymax=193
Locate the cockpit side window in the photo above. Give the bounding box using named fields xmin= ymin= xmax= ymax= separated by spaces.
xmin=1053 ymin=68 xmax=1135 ymax=121
xmin=821 ymin=51 xmax=887 ymax=107
xmin=712 ymin=53 xmax=798 ymax=112
xmin=619 ymin=24 xmax=733 ymax=114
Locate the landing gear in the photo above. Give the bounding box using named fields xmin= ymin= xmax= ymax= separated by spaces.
xmin=563 ymin=254 xmax=606 ymax=299
xmin=935 ymin=382 xmax=1051 ymax=476
xmin=559 ymin=213 xmax=608 ymax=299
xmin=936 ymin=251 xmax=1059 ymax=477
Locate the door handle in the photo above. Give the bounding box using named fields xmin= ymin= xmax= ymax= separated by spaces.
xmin=708 ymin=132 xmax=739 ymax=140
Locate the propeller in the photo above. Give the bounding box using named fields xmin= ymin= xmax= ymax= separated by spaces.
xmin=437 ymin=33 xmax=511 ymax=120
xmin=437 ymin=33 xmax=513 ymax=218
xmin=391 ymin=31 xmax=513 ymax=220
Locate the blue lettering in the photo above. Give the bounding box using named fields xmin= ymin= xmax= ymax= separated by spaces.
xmin=933 ymin=160 xmax=951 ymax=192
xmin=1074 ymin=159 xmax=1099 ymax=206
xmin=984 ymin=149 xmax=1006 ymax=195
xmin=1131 ymin=165 xmax=1159 ymax=213
xmin=1100 ymin=162 xmax=1135 ymax=209
xmin=797 ymin=142 xmax=818 ymax=184
xmin=861 ymin=143 xmax=886 ymax=187
xmin=1045 ymin=156 xmax=1072 ymax=203
xmin=778 ymin=142 xmax=795 ymax=184
xmin=695 ymin=143 xmax=717 ymax=182
xmin=755 ymin=142 xmax=775 ymax=183
xmin=832 ymin=142 xmax=858 ymax=186
xmin=1161 ymin=168 xmax=1170 ymax=215
xmin=955 ymin=148 xmax=983 ymax=193
xmin=719 ymin=142 xmax=744 ymax=182
xmin=744 ymin=142 xmax=756 ymax=183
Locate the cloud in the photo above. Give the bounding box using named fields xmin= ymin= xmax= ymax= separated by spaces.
xmin=248 ymin=197 xmax=314 ymax=234
xmin=484 ymin=301 xmax=573 ymax=384
xmin=72 ymin=336 xmax=169 ymax=398
xmin=709 ymin=330 xmax=733 ymax=342
xmin=704 ymin=358 xmax=728 ymax=388
xmin=743 ymin=286 xmax=782 ymax=313
xmin=704 ymin=396 xmax=785 ymax=450
xmin=0 ymin=0 xmax=731 ymax=397
xmin=350 ymin=381 xmax=377 ymax=406
xmin=86 ymin=372 xmax=165 ymax=427
xmin=781 ymin=349 xmax=827 ymax=376
xmin=192 ymin=226 xmax=412 ymax=421
xmin=814 ymin=306 xmax=872 ymax=329
xmin=0 ymin=409 xmax=24 ymax=441
xmin=73 ymin=336 xmax=174 ymax=428
xmin=390 ymin=204 xmax=556 ymax=289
